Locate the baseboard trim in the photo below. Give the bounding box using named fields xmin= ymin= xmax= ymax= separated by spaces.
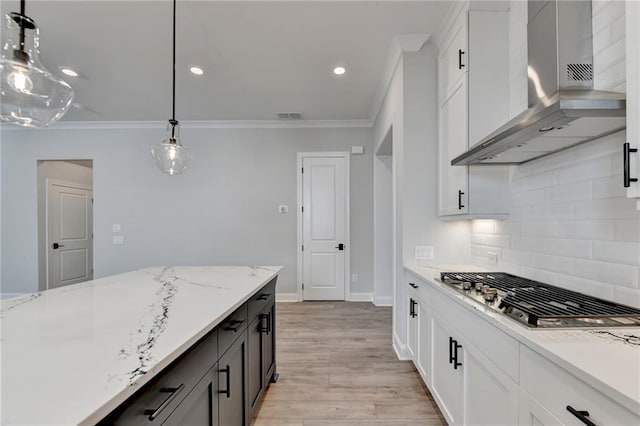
xmin=393 ymin=333 xmax=411 ymax=361
xmin=349 ymin=292 xmax=373 ymax=302
xmin=374 ymin=296 xmax=393 ymax=307
xmin=0 ymin=293 xmax=26 ymax=299
xmin=276 ymin=293 xmax=299 ymax=302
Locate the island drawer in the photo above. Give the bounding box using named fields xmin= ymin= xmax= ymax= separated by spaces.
xmin=218 ymin=303 xmax=248 ymax=357
xmin=248 ymin=277 xmax=277 ymax=318
xmin=110 ymin=330 xmax=218 ymax=425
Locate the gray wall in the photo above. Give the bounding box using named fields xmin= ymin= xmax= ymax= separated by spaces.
xmin=37 ymin=160 xmax=94 ymax=291
xmin=1 ymin=125 xmax=373 ymax=296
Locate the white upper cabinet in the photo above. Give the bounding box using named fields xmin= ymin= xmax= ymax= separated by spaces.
xmin=626 ymin=1 xmax=640 ymax=208
xmin=437 ymin=2 xmax=511 ymax=219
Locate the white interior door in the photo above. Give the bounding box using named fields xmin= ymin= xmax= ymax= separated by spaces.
xmin=47 ymin=180 xmax=93 ymax=289
xmin=302 ymin=155 xmax=348 ymax=300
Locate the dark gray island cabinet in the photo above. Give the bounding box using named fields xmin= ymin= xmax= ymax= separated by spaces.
xmin=100 ymin=277 xmax=277 ymax=426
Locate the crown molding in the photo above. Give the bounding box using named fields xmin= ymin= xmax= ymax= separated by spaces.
xmin=1 ymin=119 xmax=372 ymax=131
xmin=367 ymin=34 xmax=431 ymax=124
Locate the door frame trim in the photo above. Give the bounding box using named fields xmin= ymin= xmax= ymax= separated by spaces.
xmin=45 ymin=178 xmax=93 ymax=290
xmin=296 ymin=152 xmax=351 ymax=302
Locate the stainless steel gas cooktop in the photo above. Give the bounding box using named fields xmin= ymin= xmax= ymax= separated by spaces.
xmin=440 ymin=272 xmax=640 ymax=329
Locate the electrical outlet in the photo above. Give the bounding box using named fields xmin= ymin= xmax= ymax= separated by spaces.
xmin=488 ymin=251 xmax=498 ymax=265
xmin=351 ymin=274 xmax=358 ymax=282
xmin=415 ymin=246 xmax=434 ymax=260
xmin=112 ymin=235 xmax=124 ymax=245
xmin=112 ymin=224 xmax=121 ymax=233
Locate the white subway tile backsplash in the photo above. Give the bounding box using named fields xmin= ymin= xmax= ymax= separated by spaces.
xmin=470 ymin=233 xmax=510 ymax=248
xmin=556 ymin=155 xmax=613 ymax=184
xmin=613 ymin=219 xmax=640 ymax=242
xmin=592 ymin=174 xmax=627 ymax=199
xmin=612 ymin=286 xmax=640 ymax=309
xmin=538 ymin=238 xmax=592 ymax=259
xmin=592 ymin=241 xmax=640 ymax=266
xmin=548 ymin=181 xmax=592 ymax=203
xmin=520 ymin=170 xmax=558 ymax=191
xmin=573 ymin=259 xmax=639 ymax=289
xmin=521 ymin=221 xmax=559 ymax=238
xmin=557 ymin=220 xmax=614 ymax=241
xmin=471 ymin=220 xmax=496 ymax=235
xmin=511 ymin=236 xmax=540 ymax=252
xmin=532 ymin=253 xmax=573 ymax=274
xmin=494 ymin=220 xmax=516 ymax=236
xmin=502 ymin=249 xmax=533 ymax=267
xmin=532 ymin=202 xmax=574 ymax=220
xmin=574 ymin=198 xmax=640 ymax=220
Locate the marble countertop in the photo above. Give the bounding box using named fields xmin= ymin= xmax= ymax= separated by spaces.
xmin=0 ymin=265 xmax=282 ymax=426
xmin=404 ymin=262 xmax=640 ymax=415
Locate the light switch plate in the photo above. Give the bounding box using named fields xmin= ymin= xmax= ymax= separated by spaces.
xmin=112 ymin=235 xmax=124 ymax=245
xmin=351 ymin=273 xmax=358 ymax=282
xmin=112 ymin=224 xmax=121 ymax=233
xmin=415 ymin=245 xmax=434 ymax=260
xmin=487 ymin=251 xmax=498 ymax=265
xmin=351 ymin=145 xmax=364 ymax=155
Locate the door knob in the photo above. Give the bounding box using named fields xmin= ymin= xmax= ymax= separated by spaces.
xmin=52 ymin=243 xmax=64 ymax=249
xmin=335 ymin=243 xmax=344 ymax=251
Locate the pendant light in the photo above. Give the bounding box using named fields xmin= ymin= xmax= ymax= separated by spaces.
xmin=0 ymin=0 xmax=74 ymax=127
xmin=151 ymin=0 xmax=192 ymax=175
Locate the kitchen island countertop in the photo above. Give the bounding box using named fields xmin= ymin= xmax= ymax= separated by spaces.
xmin=0 ymin=265 xmax=282 ymax=425
xmin=404 ymin=262 xmax=640 ymax=416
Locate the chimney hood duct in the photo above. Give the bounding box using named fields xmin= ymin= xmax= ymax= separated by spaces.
xmin=452 ymin=0 xmax=626 ymax=166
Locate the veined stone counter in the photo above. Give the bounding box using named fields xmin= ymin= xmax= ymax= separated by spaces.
xmin=0 ymin=265 xmax=282 ymax=425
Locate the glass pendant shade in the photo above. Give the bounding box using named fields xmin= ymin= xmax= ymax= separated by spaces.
xmin=151 ymin=120 xmax=192 ymax=175
xmin=0 ymin=12 xmax=74 ymax=127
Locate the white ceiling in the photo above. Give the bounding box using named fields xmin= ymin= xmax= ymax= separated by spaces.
xmin=1 ymin=1 xmax=450 ymax=122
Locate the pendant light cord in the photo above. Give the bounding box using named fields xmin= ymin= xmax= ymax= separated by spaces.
xmin=19 ymin=0 xmax=26 ymax=51
xmin=171 ymin=0 xmax=177 ymax=136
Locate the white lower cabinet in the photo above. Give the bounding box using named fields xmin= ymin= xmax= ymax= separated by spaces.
xmin=430 ymin=310 xmax=518 ymax=426
xmin=519 ymin=391 xmax=562 ymax=426
xmin=520 ymin=346 xmax=640 ymax=426
xmin=416 ymin=297 xmax=431 ymax=382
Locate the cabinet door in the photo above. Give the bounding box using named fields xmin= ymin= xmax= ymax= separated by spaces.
xmin=247 ymin=315 xmax=264 ymax=414
xmin=438 ymin=77 xmax=469 ymax=216
xmin=416 ymin=299 xmax=430 ymax=384
xmin=626 ymin=0 xmax=640 ymax=201
xmin=430 ymin=313 xmax=463 ymax=425
xmin=407 ymin=293 xmax=418 ymax=360
xmin=462 ymin=338 xmax=518 ymax=426
xmin=262 ymin=301 xmax=276 ymax=385
xmin=218 ymin=334 xmax=248 ymax=426
xmin=518 ymin=391 xmax=562 ymax=426
xmin=163 ymin=368 xmax=218 ymax=426
xmin=439 ymin=13 xmax=468 ymax=101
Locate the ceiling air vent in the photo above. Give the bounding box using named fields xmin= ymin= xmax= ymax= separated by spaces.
xmin=277 ymin=112 xmax=302 ymax=120
xmin=567 ymin=63 xmax=593 ymax=81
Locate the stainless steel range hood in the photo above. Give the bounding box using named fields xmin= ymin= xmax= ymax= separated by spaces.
xmin=452 ymin=0 xmax=626 ymax=166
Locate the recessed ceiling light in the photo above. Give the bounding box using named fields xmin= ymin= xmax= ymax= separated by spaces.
xmin=60 ymin=67 xmax=79 ymax=77
xmin=333 ymin=66 xmax=346 ymax=76
xmin=190 ymin=66 xmax=204 ymax=75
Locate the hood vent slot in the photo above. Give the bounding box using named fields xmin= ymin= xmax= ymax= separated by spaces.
xmin=567 ymin=64 xmax=593 ymax=82
xmin=277 ymin=112 xmax=302 ymax=120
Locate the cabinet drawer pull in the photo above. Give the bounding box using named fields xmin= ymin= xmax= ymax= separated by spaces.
xmin=566 ymin=405 xmax=596 ymax=426
xmin=257 ymin=293 xmax=270 ymax=300
xmin=258 ymin=313 xmax=269 ymax=333
xmin=224 ymin=319 xmax=244 ymax=332
xmin=219 ymin=365 xmax=231 ymax=398
xmin=412 ymin=300 xmax=418 ymax=318
xmin=458 ymin=49 xmax=465 ymax=69
xmin=453 ymin=340 xmax=462 ymax=370
xmin=143 ymin=383 xmax=185 ymax=420
xmin=409 ymin=282 xmax=418 ymax=289
xmin=448 ymin=336 xmax=454 ymax=364
xmin=623 ymin=142 xmax=638 ymax=188
xmin=458 ymin=190 xmax=465 ymax=210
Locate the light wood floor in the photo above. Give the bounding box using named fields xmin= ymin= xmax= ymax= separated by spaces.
xmin=252 ymin=302 xmax=446 ymax=426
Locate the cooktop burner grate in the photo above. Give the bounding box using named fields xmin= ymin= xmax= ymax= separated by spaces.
xmin=440 ymin=272 xmax=640 ymax=327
